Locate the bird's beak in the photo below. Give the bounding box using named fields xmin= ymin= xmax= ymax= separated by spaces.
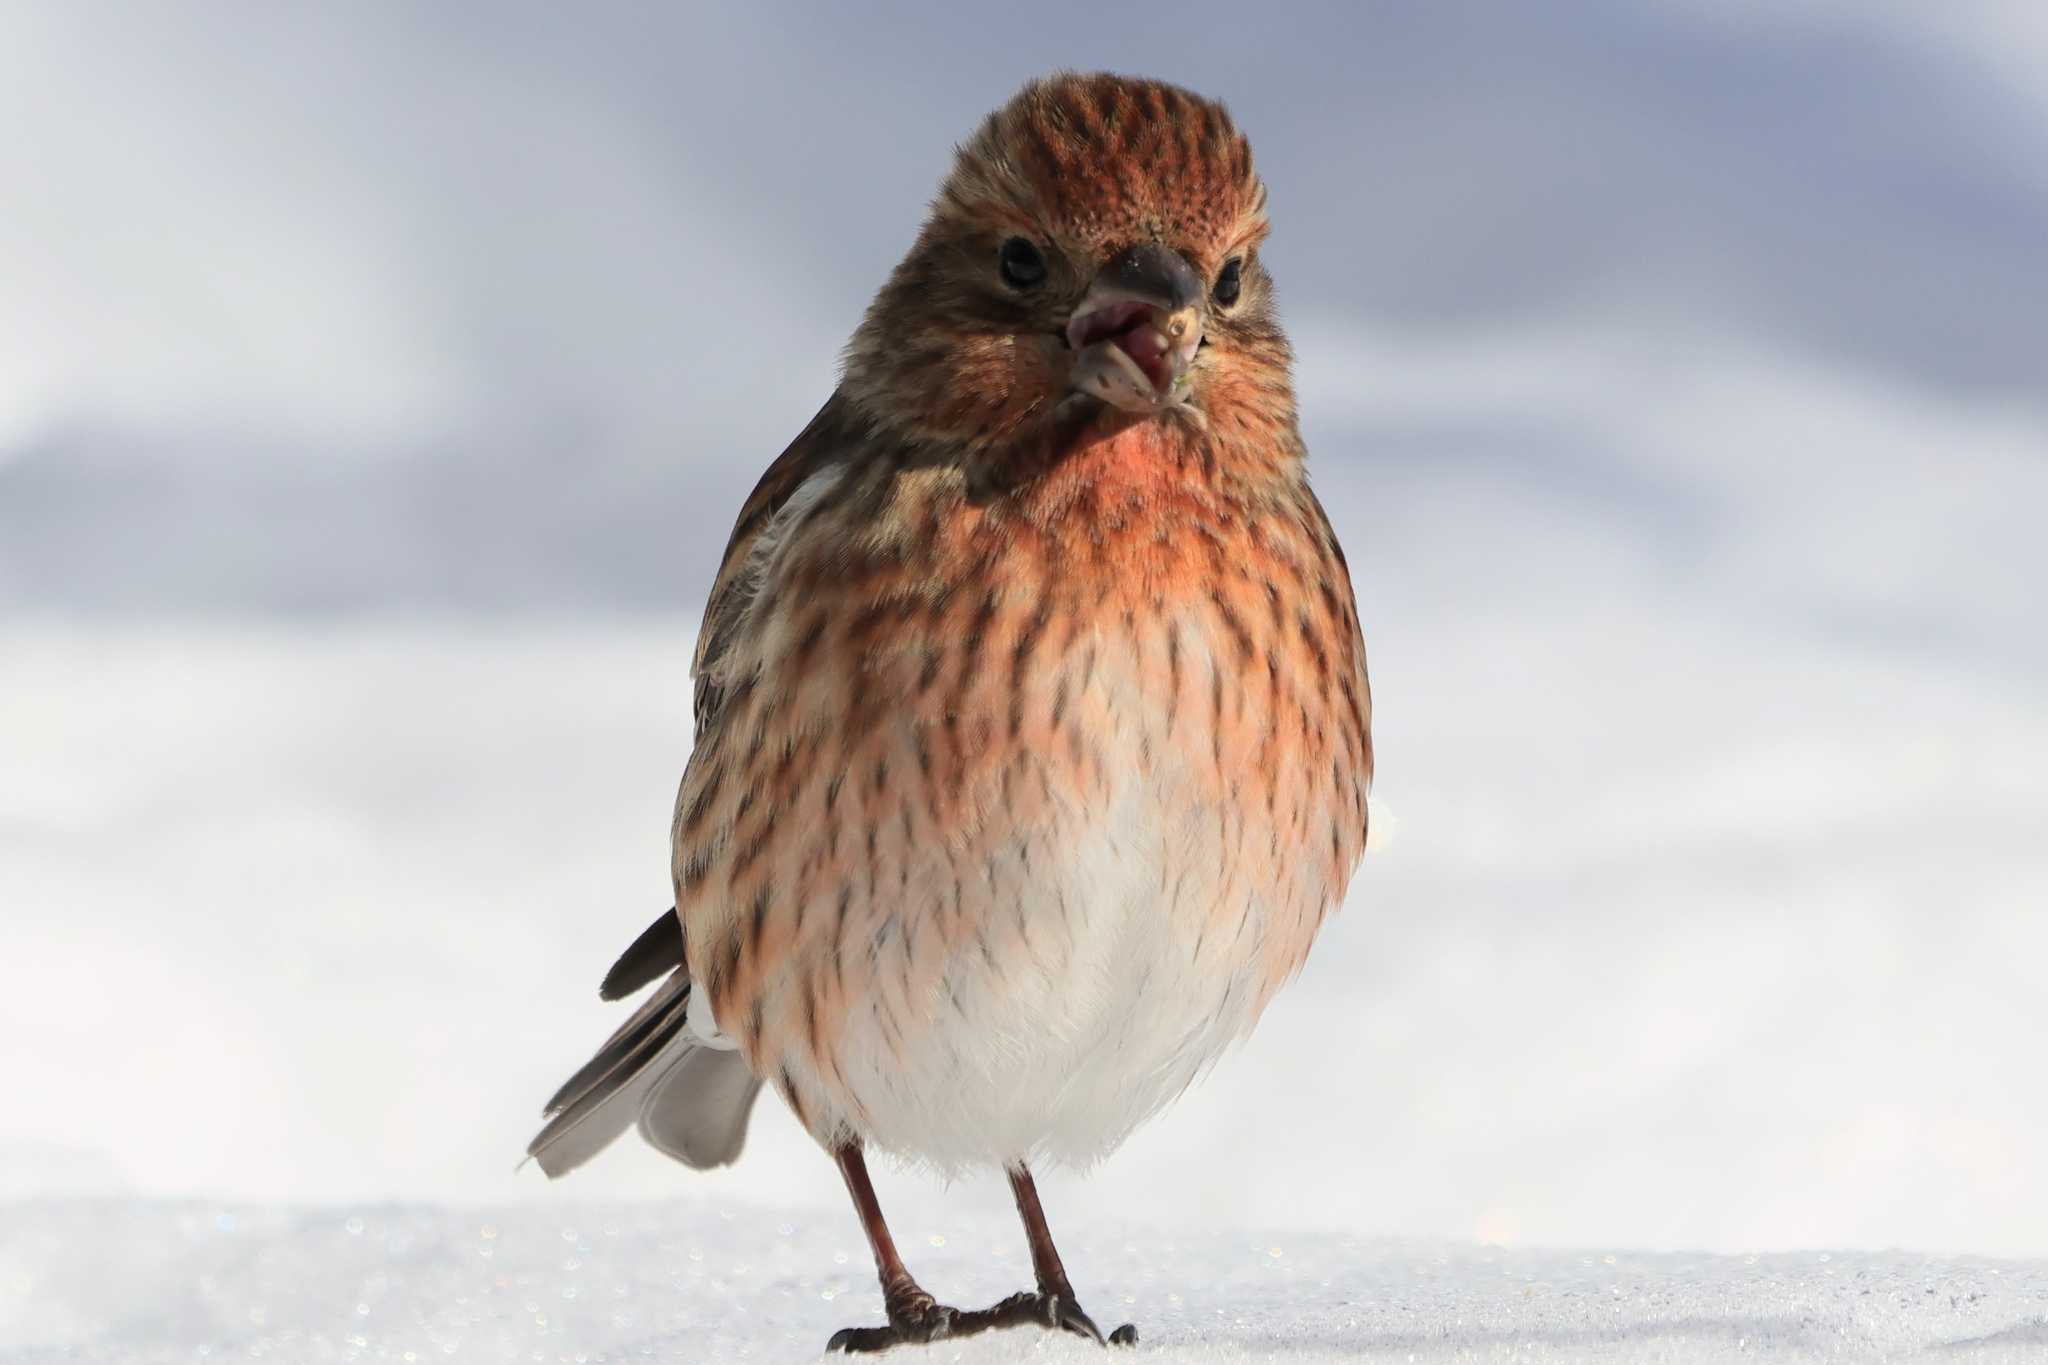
xmin=1066 ymin=243 xmax=1205 ymax=414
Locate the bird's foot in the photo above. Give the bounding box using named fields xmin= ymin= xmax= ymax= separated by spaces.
xmin=825 ymin=1284 xmax=957 ymax=1354
xmin=956 ymin=1289 xmax=1138 ymax=1347
xmin=826 ymin=1277 xmax=1137 ymax=1353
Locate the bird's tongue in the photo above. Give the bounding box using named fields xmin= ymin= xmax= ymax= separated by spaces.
xmin=1111 ymin=320 xmax=1171 ymax=393
xmin=1067 ymin=300 xmax=1182 ymax=409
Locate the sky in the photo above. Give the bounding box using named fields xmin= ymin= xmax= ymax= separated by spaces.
xmin=2 ymin=2 xmax=2045 ymax=1259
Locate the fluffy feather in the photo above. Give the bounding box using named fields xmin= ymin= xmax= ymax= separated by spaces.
xmin=532 ymin=71 xmax=1370 ymax=1189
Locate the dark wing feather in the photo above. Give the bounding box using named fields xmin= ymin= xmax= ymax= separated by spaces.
xmin=598 ymin=906 xmax=683 ymax=1001
xmin=690 ymin=393 xmax=860 ymax=740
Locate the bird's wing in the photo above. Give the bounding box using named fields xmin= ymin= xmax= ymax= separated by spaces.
xmin=529 ymin=395 xmax=861 ymax=1177
xmin=585 ymin=392 xmax=862 ymax=1011
xmin=596 ymin=395 xmax=863 ymax=1007
xmin=599 ymin=905 xmax=684 ymax=1001
xmin=690 ymin=394 xmax=861 ymax=742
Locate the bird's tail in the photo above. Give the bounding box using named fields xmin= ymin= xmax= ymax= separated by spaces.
xmin=526 ymin=909 xmax=765 ymax=1177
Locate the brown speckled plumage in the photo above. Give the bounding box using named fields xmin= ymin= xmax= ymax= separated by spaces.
xmin=532 ymin=71 xmax=1372 ymax=1353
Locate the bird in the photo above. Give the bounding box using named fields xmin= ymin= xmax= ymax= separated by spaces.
xmin=528 ymin=71 xmax=1373 ymax=1353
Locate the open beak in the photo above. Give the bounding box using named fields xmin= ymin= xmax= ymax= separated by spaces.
xmin=1066 ymin=243 xmax=1205 ymax=414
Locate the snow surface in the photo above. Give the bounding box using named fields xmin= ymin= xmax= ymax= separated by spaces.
xmin=6 ymin=622 xmax=2046 ymax=1260
xmin=4 ymin=1198 xmax=2046 ymax=1364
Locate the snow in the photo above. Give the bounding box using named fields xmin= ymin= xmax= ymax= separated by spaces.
xmin=3 ymin=619 xmax=2045 ymax=1362
xmin=4 ymin=1198 xmax=2046 ymax=1364
xmin=6 ymin=619 xmax=2046 ymax=1256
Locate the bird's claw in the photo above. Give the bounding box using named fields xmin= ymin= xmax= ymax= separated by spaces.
xmin=826 ymin=1289 xmax=955 ymax=1353
xmin=828 ymin=1283 xmax=1137 ymax=1352
xmin=978 ymin=1289 xmax=1137 ymax=1347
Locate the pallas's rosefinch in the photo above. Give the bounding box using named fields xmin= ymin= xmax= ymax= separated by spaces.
xmin=530 ymin=71 xmax=1373 ymax=1352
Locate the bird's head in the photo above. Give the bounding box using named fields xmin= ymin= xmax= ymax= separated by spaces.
xmin=843 ymin=73 xmax=1291 ymax=456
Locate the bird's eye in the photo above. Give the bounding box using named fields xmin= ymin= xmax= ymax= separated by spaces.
xmin=1213 ymin=257 xmax=1244 ymax=309
xmin=998 ymin=237 xmax=1047 ymax=290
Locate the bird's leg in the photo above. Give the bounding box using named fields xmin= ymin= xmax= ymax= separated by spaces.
xmin=824 ymin=1148 xmax=1136 ymax=1351
xmin=826 ymin=1143 xmax=959 ymax=1353
xmin=956 ymin=1164 xmax=1139 ymax=1346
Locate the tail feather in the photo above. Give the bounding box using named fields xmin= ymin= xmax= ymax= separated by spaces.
xmin=528 ymin=909 xmax=767 ymax=1178
xmin=527 ymin=1035 xmax=691 ymax=1177
xmin=528 ymin=972 xmax=693 ymax=1176
xmin=542 ymin=969 xmax=689 ymax=1115
xmin=640 ymin=1047 xmax=765 ymax=1169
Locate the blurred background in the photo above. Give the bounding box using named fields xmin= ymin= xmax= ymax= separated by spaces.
xmin=4 ymin=2 xmax=2044 ymax=1258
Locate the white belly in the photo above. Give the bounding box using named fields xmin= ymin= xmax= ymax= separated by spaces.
xmin=824 ymin=628 xmax=1286 ymax=1171
xmin=848 ymin=799 xmax=1271 ymax=1170
xmin=702 ymin=599 xmax=1359 ymax=1173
